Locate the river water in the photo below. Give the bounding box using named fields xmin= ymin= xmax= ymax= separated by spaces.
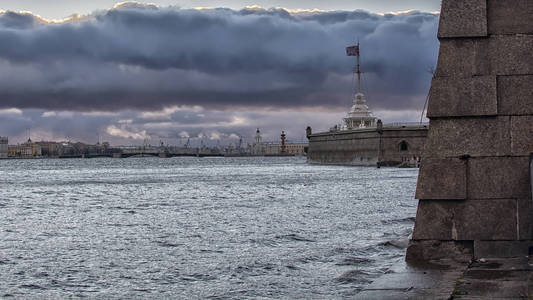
xmin=0 ymin=157 xmax=418 ymax=299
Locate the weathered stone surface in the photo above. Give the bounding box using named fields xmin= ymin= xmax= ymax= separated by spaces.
xmin=498 ymin=75 xmax=533 ymax=115
xmin=412 ymin=200 xmax=455 ymax=240
xmin=423 ymin=117 xmax=511 ymax=158
xmin=489 ymin=35 xmax=533 ymax=75
xmin=511 ymin=116 xmax=533 ymax=156
xmin=518 ymin=197 xmax=533 ymax=240
xmin=474 ymin=241 xmax=532 ymax=258
xmin=415 ymin=158 xmax=466 ymax=200
xmin=488 ymin=0 xmax=533 ymax=34
xmin=468 ymin=156 xmax=531 ymax=199
xmin=435 ymin=39 xmax=489 ymax=78
xmin=436 ymin=36 xmax=533 ymax=77
xmin=427 ymin=76 xmax=497 ymax=118
xmin=454 ymin=273 xmax=529 ymax=298
xmin=438 ymin=0 xmax=488 ymax=38
xmin=355 ymin=289 xmax=447 ymax=300
xmin=412 ymin=200 xmax=518 ymax=241
xmin=469 ymin=257 xmax=532 ymax=271
xmin=406 ymin=240 xmax=473 ymax=263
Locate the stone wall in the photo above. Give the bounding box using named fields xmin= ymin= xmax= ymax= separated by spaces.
xmin=407 ymin=0 xmax=533 ymax=262
xmin=307 ymin=126 xmax=427 ymax=166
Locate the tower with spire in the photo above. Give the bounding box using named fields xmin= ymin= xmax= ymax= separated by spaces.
xmin=343 ymin=43 xmax=377 ymax=129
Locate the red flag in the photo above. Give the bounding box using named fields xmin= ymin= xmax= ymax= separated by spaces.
xmin=346 ymin=45 xmax=359 ymax=56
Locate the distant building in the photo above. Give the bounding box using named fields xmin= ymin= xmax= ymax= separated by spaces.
xmin=252 ymin=128 xmax=263 ymax=155
xmin=263 ymin=142 xmax=307 ymax=156
xmin=8 ymin=138 xmax=42 ymax=158
xmin=36 ymin=141 xmax=62 ymax=157
xmin=0 ymin=137 xmax=7 ymax=158
xmin=251 ymin=129 xmax=307 ymax=156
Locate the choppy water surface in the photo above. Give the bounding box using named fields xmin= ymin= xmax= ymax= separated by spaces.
xmin=0 ymin=157 xmax=418 ymax=299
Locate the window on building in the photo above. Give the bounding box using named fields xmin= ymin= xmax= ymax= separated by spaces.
xmin=399 ymin=141 xmax=408 ymax=152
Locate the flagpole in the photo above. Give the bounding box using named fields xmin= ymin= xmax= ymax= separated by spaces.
xmin=356 ymin=42 xmax=361 ymax=94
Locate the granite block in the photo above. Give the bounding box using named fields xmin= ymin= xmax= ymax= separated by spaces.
xmin=458 ymin=199 xmax=517 ymax=240
xmin=412 ymin=200 xmax=455 ymax=240
xmin=469 ymin=257 xmax=532 ymax=271
xmin=488 ymin=0 xmax=533 ymax=34
xmin=468 ymin=156 xmax=531 ymax=199
xmin=438 ymin=0 xmax=488 ymax=38
xmin=423 ymin=117 xmax=511 ymax=158
xmin=498 ymin=75 xmax=533 ymax=115
xmin=489 ymin=35 xmax=533 ymax=75
xmin=511 ymin=116 xmax=533 ymax=156
xmin=474 ymin=240 xmax=533 ymax=258
xmin=435 ymin=39 xmax=490 ymax=78
xmin=415 ymin=158 xmax=467 ymax=200
xmin=427 ymin=75 xmax=497 ymax=117
xmin=518 ymin=197 xmax=533 ymax=240
xmin=455 ymin=276 xmax=529 ymax=298
xmin=406 ymin=240 xmax=473 ymax=263
xmin=413 ymin=199 xmax=517 ymax=241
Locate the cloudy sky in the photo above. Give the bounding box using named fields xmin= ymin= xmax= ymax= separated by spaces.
xmin=0 ymin=1 xmax=440 ymax=146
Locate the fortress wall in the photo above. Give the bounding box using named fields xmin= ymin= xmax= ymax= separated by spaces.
xmin=307 ymin=127 xmax=427 ymax=166
xmin=407 ymin=0 xmax=533 ymax=262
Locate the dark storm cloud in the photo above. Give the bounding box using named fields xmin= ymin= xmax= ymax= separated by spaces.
xmin=0 ymin=4 xmax=439 ymax=111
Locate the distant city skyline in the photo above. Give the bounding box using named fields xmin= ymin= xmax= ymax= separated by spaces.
xmin=0 ymin=2 xmax=440 ymax=144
